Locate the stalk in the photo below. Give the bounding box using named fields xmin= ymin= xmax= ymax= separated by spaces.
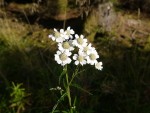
xmin=65 ymin=65 xmax=72 ymax=108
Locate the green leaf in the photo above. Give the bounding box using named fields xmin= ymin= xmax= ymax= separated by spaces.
xmin=71 ymin=83 xmax=93 ymax=95
xmin=51 ymin=93 xmax=67 ymax=113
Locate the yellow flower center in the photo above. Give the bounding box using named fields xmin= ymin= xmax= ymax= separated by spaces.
xmin=77 ymin=38 xmax=83 ymax=45
xmin=89 ymin=54 xmax=96 ymax=60
xmin=59 ymin=53 xmax=67 ymax=61
xmin=77 ymin=55 xmax=84 ymax=62
xmin=62 ymin=42 xmax=70 ymax=49
xmin=66 ymin=30 xmax=70 ymax=35
xmin=55 ymin=32 xmax=60 ymax=38
xmin=96 ymin=63 xmax=101 ymax=68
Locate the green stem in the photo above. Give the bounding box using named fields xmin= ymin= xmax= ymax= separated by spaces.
xmin=64 ymin=66 xmax=81 ymax=113
xmin=65 ymin=65 xmax=72 ymax=108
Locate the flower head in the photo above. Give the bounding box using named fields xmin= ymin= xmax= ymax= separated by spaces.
xmin=55 ymin=50 xmax=72 ymax=66
xmin=95 ymin=62 xmax=103 ymax=70
xmin=72 ymin=34 xmax=87 ymax=49
xmin=58 ymin=40 xmax=74 ymax=52
xmin=48 ymin=28 xmax=65 ymax=43
xmin=86 ymin=49 xmax=99 ymax=65
xmin=80 ymin=43 xmax=95 ymax=55
xmin=73 ymin=51 xmax=87 ymax=66
xmin=64 ymin=26 xmax=75 ymax=40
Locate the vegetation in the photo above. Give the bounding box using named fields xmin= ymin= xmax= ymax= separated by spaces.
xmin=0 ymin=0 xmax=150 ymax=113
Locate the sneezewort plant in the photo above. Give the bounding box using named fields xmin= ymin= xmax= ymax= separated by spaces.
xmin=48 ymin=27 xmax=103 ymax=113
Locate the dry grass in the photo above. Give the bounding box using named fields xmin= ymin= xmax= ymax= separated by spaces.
xmin=0 ymin=14 xmax=56 ymax=52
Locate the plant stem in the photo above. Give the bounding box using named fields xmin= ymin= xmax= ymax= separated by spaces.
xmin=65 ymin=65 xmax=72 ymax=108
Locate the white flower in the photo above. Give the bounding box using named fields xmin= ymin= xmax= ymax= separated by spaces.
xmin=64 ymin=26 xmax=75 ymax=40
xmin=48 ymin=28 xmax=65 ymax=43
xmin=95 ymin=62 xmax=103 ymax=70
xmin=58 ymin=40 xmax=74 ymax=52
xmin=86 ymin=49 xmax=99 ymax=65
xmin=49 ymin=27 xmax=103 ymax=70
xmin=55 ymin=50 xmax=72 ymax=66
xmin=72 ymin=34 xmax=87 ymax=49
xmin=73 ymin=51 xmax=87 ymax=66
xmin=80 ymin=43 xmax=95 ymax=55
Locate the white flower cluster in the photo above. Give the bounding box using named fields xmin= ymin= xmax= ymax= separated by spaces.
xmin=48 ymin=27 xmax=103 ymax=70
